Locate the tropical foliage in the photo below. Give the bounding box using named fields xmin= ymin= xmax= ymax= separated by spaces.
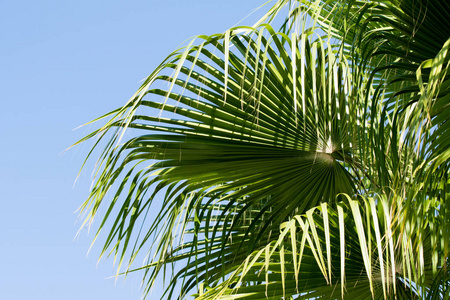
xmin=75 ymin=0 xmax=450 ymax=299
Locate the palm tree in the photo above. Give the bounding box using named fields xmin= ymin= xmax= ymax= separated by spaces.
xmin=75 ymin=0 xmax=450 ymax=299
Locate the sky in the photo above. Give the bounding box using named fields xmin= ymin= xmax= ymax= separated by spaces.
xmin=0 ymin=1 xmax=266 ymax=299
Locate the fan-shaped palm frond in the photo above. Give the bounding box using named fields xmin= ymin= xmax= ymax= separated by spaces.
xmin=75 ymin=0 xmax=449 ymax=299
xmin=196 ymin=197 xmax=435 ymax=300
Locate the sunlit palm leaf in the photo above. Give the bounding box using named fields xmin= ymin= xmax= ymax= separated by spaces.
xmin=196 ymin=198 xmax=437 ymax=299
xmin=75 ymin=0 xmax=450 ymax=299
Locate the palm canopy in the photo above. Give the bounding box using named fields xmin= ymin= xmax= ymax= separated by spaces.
xmin=74 ymin=0 xmax=450 ymax=299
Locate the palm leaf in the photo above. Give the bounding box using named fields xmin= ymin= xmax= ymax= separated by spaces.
xmin=75 ymin=0 xmax=450 ymax=299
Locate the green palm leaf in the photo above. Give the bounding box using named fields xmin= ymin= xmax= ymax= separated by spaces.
xmin=74 ymin=0 xmax=450 ymax=299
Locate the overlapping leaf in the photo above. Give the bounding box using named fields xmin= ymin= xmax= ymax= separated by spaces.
xmin=75 ymin=0 xmax=450 ymax=299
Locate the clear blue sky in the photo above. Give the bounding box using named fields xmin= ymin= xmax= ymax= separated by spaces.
xmin=0 ymin=1 xmax=265 ymax=299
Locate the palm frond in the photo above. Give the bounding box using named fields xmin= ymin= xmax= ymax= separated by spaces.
xmin=75 ymin=0 xmax=450 ymax=299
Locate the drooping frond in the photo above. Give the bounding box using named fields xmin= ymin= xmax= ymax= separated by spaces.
xmin=75 ymin=0 xmax=450 ymax=299
xmin=196 ymin=197 xmax=435 ymax=300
